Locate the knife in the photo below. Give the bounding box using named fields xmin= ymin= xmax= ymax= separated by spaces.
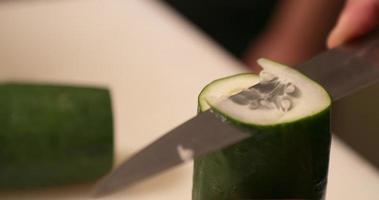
xmin=93 ymin=30 xmax=379 ymax=197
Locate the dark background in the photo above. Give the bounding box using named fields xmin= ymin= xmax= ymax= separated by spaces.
xmin=163 ymin=0 xmax=278 ymax=58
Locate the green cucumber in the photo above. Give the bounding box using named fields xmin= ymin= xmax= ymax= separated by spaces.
xmin=193 ymin=59 xmax=331 ymax=200
xmin=0 ymin=83 xmax=113 ymax=188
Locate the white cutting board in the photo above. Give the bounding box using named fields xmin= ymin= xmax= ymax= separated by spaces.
xmin=0 ymin=0 xmax=378 ymax=199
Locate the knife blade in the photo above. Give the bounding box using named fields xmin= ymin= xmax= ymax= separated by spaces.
xmin=92 ymin=110 xmax=251 ymax=197
xmin=93 ymin=30 xmax=379 ymax=197
xmin=297 ymin=30 xmax=379 ymax=100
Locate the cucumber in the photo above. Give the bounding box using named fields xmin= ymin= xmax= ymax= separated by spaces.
xmin=193 ymin=59 xmax=331 ymax=200
xmin=0 ymin=83 xmax=113 ymax=188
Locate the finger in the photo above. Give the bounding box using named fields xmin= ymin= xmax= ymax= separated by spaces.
xmin=327 ymin=0 xmax=379 ymax=48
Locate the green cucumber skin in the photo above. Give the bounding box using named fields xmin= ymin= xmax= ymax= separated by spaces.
xmin=193 ymin=105 xmax=331 ymax=200
xmin=0 ymin=84 xmax=113 ymax=188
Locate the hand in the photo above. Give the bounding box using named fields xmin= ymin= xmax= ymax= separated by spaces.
xmin=244 ymin=0 xmax=344 ymax=70
xmin=328 ymin=0 xmax=379 ymax=48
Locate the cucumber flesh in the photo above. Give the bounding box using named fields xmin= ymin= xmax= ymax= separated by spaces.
xmin=206 ymin=58 xmax=331 ymax=125
xmin=198 ymin=73 xmax=259 ymax=111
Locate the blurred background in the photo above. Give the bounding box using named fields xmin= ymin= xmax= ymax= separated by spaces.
xmin=163 ymin=0 xmax=345 ymax=68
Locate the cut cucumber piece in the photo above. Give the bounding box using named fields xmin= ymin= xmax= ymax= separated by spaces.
xmin=0 ymin=83 xmax=113 ymax=188
xmin=193 ymin=59 xmax=331 ymax=200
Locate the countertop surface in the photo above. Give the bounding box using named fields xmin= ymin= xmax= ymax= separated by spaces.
xmin=0 ymin=0 xmax=378 ymax=199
